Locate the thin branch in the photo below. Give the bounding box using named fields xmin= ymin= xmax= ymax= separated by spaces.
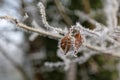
xmin=0 ymin=16 xmax=120 ymax=58
xmin=81 ymin=0 xmax=91 ymax=13
xmin=75 ymin=11 xmax=106 ymax=27
xmin=76 ymin=23 xmax=100 ymax=37
xmin=0 ymin=16 xmax=62 ymax=40
xmin=45 ymin=51 xmax=100 ymax=69
xmin=73 ymin=51 xmax=98 ymax=64
xmin=37 ymin=2 xmax=66 ymax=34
xmin=83 ymin=43 xmax=120 ymax=57
xmin=54 ymin=0 xmax=73 ymax=27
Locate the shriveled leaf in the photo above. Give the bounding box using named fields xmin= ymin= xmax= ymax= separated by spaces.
xmin=60 ymin=33 xmax=71 ymax=55
xmin=74 ymin=32 xmax=83 ymax=54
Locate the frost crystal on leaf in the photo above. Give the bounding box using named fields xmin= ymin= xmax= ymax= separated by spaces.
xmin=59 ymin=32 xmax=71 ymax=55
xmin=59 ymin=26 xmax=83 ymax=55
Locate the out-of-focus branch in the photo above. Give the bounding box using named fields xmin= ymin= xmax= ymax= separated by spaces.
xmin=81 ymin=0 xmax=91 ymax=13
xmin=45 ymin=51 xmax=99 ymax=69
xmin=66 ymin=62 xmax=77 ymax=80
xmin=75 ymin=11 xmax=106 ymax=27
xmin=83 ymin=43 xmax=120 ymax=57
xmin=54 ymin=0 xmax=73 ymax=27
xmin=0 ymin=46 xmax=30 ymax=80
xmin=103 ymin=0 xmax=119 ymax=28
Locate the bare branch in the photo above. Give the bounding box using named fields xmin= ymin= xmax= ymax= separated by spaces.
xmin=54 ymin=0 xmax=73 ymax=26
xmin=0 ymin=16 xmax=62 ymax=40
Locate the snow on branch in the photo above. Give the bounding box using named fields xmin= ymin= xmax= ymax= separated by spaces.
xmin=37 ymin=2 xmax=66 ymax=34
xmin=104 ymin=0 xmax=119 ymax=28
xmin=0 ymin=2 xmax=120 ymax=69
xmin=0 ymin=16 xmax=62 ymax=40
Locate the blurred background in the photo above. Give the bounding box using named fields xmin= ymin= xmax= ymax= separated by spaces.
xmin=0 ymin=0 xmax=120 ymax=80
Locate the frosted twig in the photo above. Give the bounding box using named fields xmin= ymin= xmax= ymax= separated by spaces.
xmin=106 ymin=36 xmax=120 ymax=46
xmin=44 ymin=62 xmax=64 ymax=68
xmin=83 ymin=43 xmax=120 ymax=57
xmin=104 ymin=0 xmax=119 ymax=28
xmin=57 ymin=50 xmax=71 ymax=70
xmin=22 ymin=13 xmax=29 ymax=22
xmin=76 ymin=23 xmax=100 ymax=37
xmin=0 ymin=16 xmax=62 ymax=40
xmin=1 ymin=16 xmax=120 ymax=58
xmin=73 ymin=51 xmax=99 ymax=64
xmin=44 ymin=52 xmax=95 ymax=68
xmin=75 ymin=11 xmax=106 ymax=28
xmin=37 ymin=2 xmax=65 ymax=34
